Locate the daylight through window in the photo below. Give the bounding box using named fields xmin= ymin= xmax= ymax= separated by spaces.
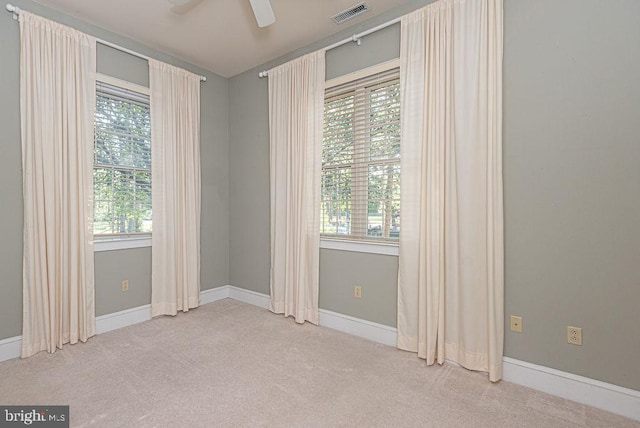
xmin=94 ymin=80 xmax=151 ymax=235
xmin=321 ymin=67 xmax=400 ymax=242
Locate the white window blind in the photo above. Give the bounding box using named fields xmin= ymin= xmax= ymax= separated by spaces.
xmin=321 ymin=67 xmax=400 ymax=242
xmin=94 ymin=81 xmax=152 ymax=235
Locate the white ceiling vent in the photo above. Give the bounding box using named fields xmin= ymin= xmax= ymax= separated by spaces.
xmin=331 ymin=2 xmax=370 ymax=25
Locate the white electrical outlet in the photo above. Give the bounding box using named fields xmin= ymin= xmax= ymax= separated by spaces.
xmin=510 ymin=315 xmax=523 ymax=333
xmin=122 ymin=279 xmax=129 ymax=292
xmin=354 ymin=285 xmax=362 ymax=298
xmin=567 ymin=326 xmax=582 ymax=346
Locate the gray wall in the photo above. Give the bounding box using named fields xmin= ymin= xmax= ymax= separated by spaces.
xmin=0 ymin=0 xmax=229 ymax=337
xmin=503 ymin=0 xmax=640 ymax=391
xmin=229 ymin=0 xmax=640 ymax=391
xmin=229 ymin=3 xmax=427 ymax=299
xmin=1 ymin=0 xmax=638 ymax=394
xmin=319 ymin=250 xmax=398 ymax=327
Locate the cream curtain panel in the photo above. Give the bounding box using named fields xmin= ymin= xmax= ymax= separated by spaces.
xmin=268 ymin=51 xmax=325 ymax=324
xmin=19 ymin=11 xmax=97 ymax=357
xmin=149 ymin=60 xmax=201 ymax=317
xmin=397 ymin=0 xmax=504 ymax=381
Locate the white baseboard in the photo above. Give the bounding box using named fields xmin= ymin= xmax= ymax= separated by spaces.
xmin=0 ymin=336 xmax=22 ymax=363
xmin=318 ymin=309 xmax=397 ymax=347
xmin=95 ymin=286 xmax=231 ymax=334
xmin=502 ymin=357 xmax=640 ymax=421
xmin=2 ymin=284 xmax=638 ymax=421
xmin=225 ymin=286 xmax=397 ymax=347
xmin=223 ymin=285 xmax=640 ymax=422
xmin=95 ymin=304 xmax=151 ymax=335
xmin=0 ymin=285 xmax=231 ymax=363
xmin=227 ymin=285 xmax=270 ymax=309
xmin=200 ymin=286 xmax=230 ymax=305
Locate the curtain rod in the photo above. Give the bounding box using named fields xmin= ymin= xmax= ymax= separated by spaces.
xmin=257 ymin=16 xmax=402 ymax=78
xmin=5 ymin=3 xmax=207 ymax=82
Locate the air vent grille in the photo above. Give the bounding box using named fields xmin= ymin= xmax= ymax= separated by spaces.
xmin=331 ymin=2 xmax=370 ymax=25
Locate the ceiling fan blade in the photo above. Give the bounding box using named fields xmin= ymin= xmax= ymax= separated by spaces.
xmin=169 ymin=0 xmax=205 ymax=15
xmin=249 ymin=0 xmax=276 ymax=28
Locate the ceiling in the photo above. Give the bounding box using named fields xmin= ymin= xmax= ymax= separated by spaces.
xmin=33 ymin=0 xmax=407 ymax=78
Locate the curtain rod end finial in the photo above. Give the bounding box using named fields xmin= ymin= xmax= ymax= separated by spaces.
xmin=6 ymin=3 xmax=19 ymax=19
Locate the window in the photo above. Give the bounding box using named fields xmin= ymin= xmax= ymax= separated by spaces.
xmin=321 ymin=66 xmax=401 ymax=242
xmin=94 ymin=78 xmax=151 ymax=236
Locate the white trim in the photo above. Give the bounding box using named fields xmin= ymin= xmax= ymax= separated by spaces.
xmin=200 ymin=286 xmax=230 ymax=305
xmin=223 ymin=286 xmax=640 ymax=421
xmin=502 ymin=357 xmax=640 ymax=421
xmin=94 ymin=236 xmax=152 ymax=252
xmin=95 ymin=304 xmax=151 ymax=334
xmin=0 ymin=286 xmax=231 ymax=363
xmin=227 ymin=286 xmax=270 ymax=309
xmin=225 ymin=286 xmax=397 ymax=346
xmin=95 ymin=286 xmax=231 ymax=333
xmin=2 ymin=284 xmax=638 ymax=421
xmin=318 ymin=308 xmax=397 ymax=347
xmin=320 ymin=238 xmax=399 ymax=256
xmin=325 ymin=58 xmax=400 ymax=89
xmin=96 ymin=73 xmax=150 ymax=95
xmin=0 ymin=335 xmax=22 ymax=363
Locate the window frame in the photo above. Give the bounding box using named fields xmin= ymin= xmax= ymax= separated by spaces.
xmin=93 ymin=73 xmax=152 ymax=251
xmin=321 ymin=59 xmax=401 ymax=254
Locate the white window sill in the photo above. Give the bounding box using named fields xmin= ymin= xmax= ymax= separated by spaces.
xmin=320 ymin=238 xmax=399 ymax=256
xmin=94 ymin=236 xmax=152 ymax=252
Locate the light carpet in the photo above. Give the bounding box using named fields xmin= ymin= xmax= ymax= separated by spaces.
xmin=0 ymin=299 xmax=637 ymax=427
